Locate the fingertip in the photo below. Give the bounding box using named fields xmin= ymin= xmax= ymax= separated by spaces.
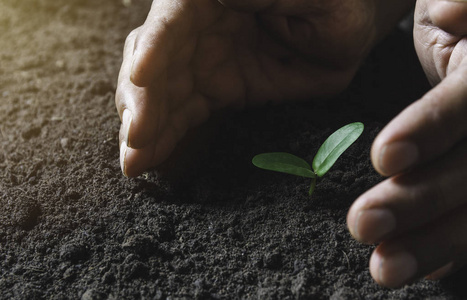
xmin=348 ymin=190 xmax=397 ymax=244
xmin=372 ymin=140 xmax=419 ymax=176
xmin=370 ymin=137 xmax=385 ymax=175
xmin=119 ymin=139 xmax=146 ymax=178
xmin=356 ymin=208 xmax=396 ymax=244
xmin=369 ymin=250 xmax=384 ymax=286
xmin=370 ymin=246 xmax=418 ymax=288
xmin=119 ymin=124 xmax=153 ymax=178
xmin=122 ymin=145 xmax=156 ymax=178
xmin=347 ymin=198 xmax=365 ymax=241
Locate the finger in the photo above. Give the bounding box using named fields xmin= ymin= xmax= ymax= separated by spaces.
xmin=371 ymin=58 xmax=467 ymax=176
xmin=428 ymin=0 xmax=467 ymax=36
xmin=131 ymin=0 xmax=218 ymax=87
xmin=130 ymin=1 xmax=192 ymax=87
xmin=348 ymin=139 xmax=467 ymax=244
xmin=368 ymin=205 xmax=467 ymax=288
xmin=116 ymin=28 xmax=167 ymax=150
xmin=119 ymin=93 xmax=210 ymax=177
xmin=119 ymin=125 xmax=156 ymax=177
xmin=116 ymin=28 xmax=138 ymax=119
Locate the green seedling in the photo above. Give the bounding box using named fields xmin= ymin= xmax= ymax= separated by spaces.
xmin=252 ymin=122 xmax=364 ymax=197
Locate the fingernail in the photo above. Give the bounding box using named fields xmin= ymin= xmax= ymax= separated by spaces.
xmin=354 ymin=208 xmax=396 ymax=243
xmin=120 ymin=141 xmax=128 ymax=177
xmin=379 ymin=141 xmax=419 ymax=175
xmin=370 ymin=251 xmax=418 ymax=288
xmin=426 ymin=262 xmax=454 ymax=280
xmin=122 ymin=109 xmax=133 ymax=147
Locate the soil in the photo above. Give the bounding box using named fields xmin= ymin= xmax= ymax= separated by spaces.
xmin=1 ymin=0 xmax=466 ymax=299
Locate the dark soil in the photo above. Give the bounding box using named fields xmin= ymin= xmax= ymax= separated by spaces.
xmin=1 ymin=0 xmax=466 ymax=299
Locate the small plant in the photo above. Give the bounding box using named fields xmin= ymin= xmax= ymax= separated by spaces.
xmin=252 ymin=122 xmax=364 ymax=197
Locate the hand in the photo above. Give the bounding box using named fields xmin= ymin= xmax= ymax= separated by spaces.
xmin=115 ymin=0 xmax=411 ymax=177
xmin=348 ymin=0 xmax=467 ymax=288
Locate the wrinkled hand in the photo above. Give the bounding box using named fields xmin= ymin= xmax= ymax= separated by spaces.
xmin=115 ymin=0 xmax=405 ymax=177
xmin=348 ymin=0 xmax=467 ymax=288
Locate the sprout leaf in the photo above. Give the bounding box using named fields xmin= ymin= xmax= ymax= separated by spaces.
xmin=312 ymin=122 xmax=364 ymax=177
xmin=252 ymin=152 xmax=316 ymax=178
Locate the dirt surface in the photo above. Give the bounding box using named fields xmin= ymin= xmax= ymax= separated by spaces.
xmin=1 ymin=0 xmax=467 ymax=299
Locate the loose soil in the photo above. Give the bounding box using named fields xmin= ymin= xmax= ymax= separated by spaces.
xmin=1 ymin=0 xmax=466 ymax=299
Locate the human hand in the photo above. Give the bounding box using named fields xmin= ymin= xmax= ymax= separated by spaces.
xmin=115 ymin=0 xmax=413 ymax=177
xmin=348 ymin=0 xmax=467 ymax=288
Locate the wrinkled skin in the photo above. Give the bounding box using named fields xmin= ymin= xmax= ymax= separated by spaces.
xmin=347 ymin=0 xmax=467 ymax=288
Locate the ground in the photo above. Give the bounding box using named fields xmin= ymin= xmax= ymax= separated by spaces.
xmin=1 ymin=0 xmax=466 ymax=299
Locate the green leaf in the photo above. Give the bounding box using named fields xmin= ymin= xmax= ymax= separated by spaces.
xmin=312 ymin=122 xmax=364 ymax=177
xmin=252 ymin=152 xmax=316 ymax=178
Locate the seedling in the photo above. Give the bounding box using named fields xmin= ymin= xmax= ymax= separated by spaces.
xmin=252 ymin=122 xmax=364 ymax=197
